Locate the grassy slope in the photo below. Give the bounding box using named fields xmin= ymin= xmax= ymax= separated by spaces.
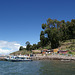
xmin=10 ymin=49 xmax=32 ymax=55
xmin=10 ymin=39 xmax=75 ymax=55
xmin=58 ymin=39 xmax=75 ymax=51
xmin=43 ymin=39 xmax=75 ymax=50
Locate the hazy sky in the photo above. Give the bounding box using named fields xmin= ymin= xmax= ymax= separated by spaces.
xmin=0 ymin=0 xmax=75 ymax=54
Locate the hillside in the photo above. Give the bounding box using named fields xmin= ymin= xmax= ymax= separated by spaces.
xmin=58 ymin=39 xmax=75 ymax=51
xmin=10 ymin=50 xmax=32 ymax=55
xmin=10 ymin=39 xmax=75 ymax=55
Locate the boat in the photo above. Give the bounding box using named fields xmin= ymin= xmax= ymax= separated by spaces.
xmin=5 ymin=55 xmax=32 ymax=62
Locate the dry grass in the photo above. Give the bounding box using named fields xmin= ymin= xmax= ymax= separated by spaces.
xmin=10 ymin=39 xmax=75 ymax=55
xmin=10 ymin=50 xmax=32 ymax=55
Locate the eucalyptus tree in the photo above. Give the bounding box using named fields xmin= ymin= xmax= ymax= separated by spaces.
xmin=19 ymin=46 xmax=24 ymax=51
xmin=41 ymin=18 xmax=60 ymax=49
xmin=70 ymin=19 xmax=75 ymax=39
xmin=25 ymin=41 xmax=31 ymax=50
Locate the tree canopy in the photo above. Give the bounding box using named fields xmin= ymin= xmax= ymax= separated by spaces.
xmin=19 ymin=18 xmax=75 ymax=51
xmin=40 ymin=18 xmax=75 ymax=49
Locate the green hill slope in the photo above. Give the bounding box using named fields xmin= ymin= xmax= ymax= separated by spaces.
xmin=10 ymin=39 xmax=75 ymax=55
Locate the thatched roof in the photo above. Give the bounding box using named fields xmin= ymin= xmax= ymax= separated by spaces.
xmin=32 ymin=50 xmax=41 ymax=53
xmin=42 ymin=49 xmax=48 ymax=51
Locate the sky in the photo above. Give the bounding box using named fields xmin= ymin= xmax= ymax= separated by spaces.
xmin=0 ymin=0 xmax=75 ymax=55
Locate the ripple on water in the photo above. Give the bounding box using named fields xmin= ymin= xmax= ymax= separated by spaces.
xmin=0 ymin=60 xmax=75 ymax=75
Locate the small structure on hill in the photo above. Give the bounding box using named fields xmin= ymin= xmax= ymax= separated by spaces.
xmin=46 ymin=50 xmax=53 ymax=54
xmin=41 ymin=49 xmax=48 ymax=54
xmin=53 ymin=49 xmax=59 ymax=54
xmin=32 ymin=50 xmax=41 ymax=54
xmin=58 ymin=50 xmax=68 ymax=54
xmin=41 ymin=49 xmax=53 ymax=54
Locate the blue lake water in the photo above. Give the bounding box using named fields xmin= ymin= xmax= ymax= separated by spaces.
xmin=0 ymin=60 xmax=75 ymax=75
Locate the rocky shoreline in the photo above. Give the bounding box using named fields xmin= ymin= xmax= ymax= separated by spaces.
xmin=0 ymin=58 xmax=6 ymax=61
xmin=0 ymin=54 xmax=75 ymax=61
xmin=31 ymin=55 xmax=75 ymax=61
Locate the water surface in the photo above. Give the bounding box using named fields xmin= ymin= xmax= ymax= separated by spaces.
xmin=0 ymin=60 xmax=75 ymax=75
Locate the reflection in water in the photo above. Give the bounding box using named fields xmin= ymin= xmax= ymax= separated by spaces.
xmin=0 ymin=60 xmax=75 ymax=75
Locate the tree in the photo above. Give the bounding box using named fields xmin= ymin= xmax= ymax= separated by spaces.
xmin=42 ymin=23 xmax=46 ymax=29
xmin=60 ymin=21 xmax=68 ymax=41
xmin=40 ymin=30 xmax=49 ymax=47
xmin=37 ymin=42 xmax=41 ymax=49
xmin=19 ymin=46 xmax=24 ymax=51
xmin=41 ymin=18 xmax=60 ymax=49
xmin=32 ymin=44 xmax=37 ymax=50
xmin=25 ymin=41 xmax=31 ymax=50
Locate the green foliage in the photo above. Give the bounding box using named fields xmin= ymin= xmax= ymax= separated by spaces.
xmin=21 ymin=18 xmax=75 ymax=51
xmin=42 ymin=23 xmax=46 ymax=29
xmin=26 ymin=41 xmax=30 ymax=45
xmin=40 ymin=31 xmax=44 ymax=35
xmin=11 ymin=18 xmax=75 ymax=55
xmin=37 ymin=42 xmax=41 ymax=49
xmin=41 ymin=18 xmax=60 ymax=48
xmin=25 ymin=41 xmax=31 ymax=51
xmin=32 ymin=44 xmax=37 ymax=50
xmin=40 ymin=18 xmax=75 ymax=49
xmin=19 ymin=46 xmax=24 ymax=51
xmin=68 ymin=19 xmax=75 ymax=39
xmin=68 ymin=51 xmax=72 ymax=54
